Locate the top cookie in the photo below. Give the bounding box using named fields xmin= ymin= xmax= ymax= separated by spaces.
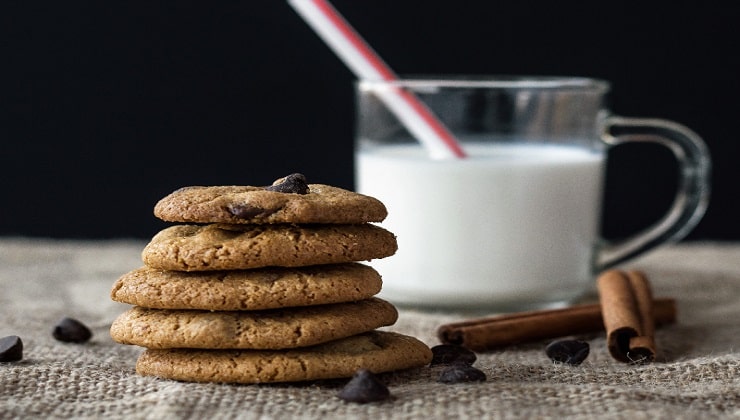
xmin=153 ymin=174 xmax=387 ymax=224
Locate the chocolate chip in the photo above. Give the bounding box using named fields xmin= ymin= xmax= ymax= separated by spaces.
xmin=437 ymin=364 xmax=486 ymax=383
xmin=545 ymin=339 xmax=590 ymax=365
xmin=0 ymin=336 xmax=23 ymax=362
xmin=52 ymin=317 xmax=92 ymax=343
xmin=265 ymin=173 xmax=309 ymax=194
xmin=337 ymin=369 xmax=391 ymax=403
xmin=227 ymin=203 xmax=269 ymax=219
xmin=430 ymin=344 xmax=477 ymax=366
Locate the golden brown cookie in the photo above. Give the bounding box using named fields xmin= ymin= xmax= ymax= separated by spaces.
xmin=135 ymin=331 xmax=432 ymax=383
xmin=110 ymin=298 xmax=398 ymax=350
xmin=141 ymin=223 xmax=397 ymax=271
xmin=110 ymin=264 xmax=382 ymax=310
xmin=153 ymin=179 xmax=387 ymax=225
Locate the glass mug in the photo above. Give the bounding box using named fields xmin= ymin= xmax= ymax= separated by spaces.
xmin=354 ymin=77 xmax=710 ymax=311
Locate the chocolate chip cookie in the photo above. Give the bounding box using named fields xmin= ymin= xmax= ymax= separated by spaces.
xmin=111 ymin=263 xmax=382 ymax=310
xmin=110 ymin=298 xmax=398 ymax=350
xmin=142 ymin=223 xmax=398 ymax=271
xmin=154 ymin=176 xmax=387 ymax=225
xmin=136 ymin=331 xmax=432 ymax=384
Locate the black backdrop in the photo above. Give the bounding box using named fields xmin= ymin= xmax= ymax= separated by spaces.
xmin=2 ymin=1 xmax=737 ymax=240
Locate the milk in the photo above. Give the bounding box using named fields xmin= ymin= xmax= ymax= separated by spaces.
xmin=355 ymin=142 xmax=606 ymax=309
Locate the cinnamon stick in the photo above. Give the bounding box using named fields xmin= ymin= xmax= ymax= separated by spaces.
xmin=597 ymin=269 xmax=657 ymax=363
xmin=437 ymin=297 xmax=676 ymax=352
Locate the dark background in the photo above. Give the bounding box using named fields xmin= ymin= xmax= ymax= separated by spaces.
xmin=2 ymin=1 xmax=737 ymax=240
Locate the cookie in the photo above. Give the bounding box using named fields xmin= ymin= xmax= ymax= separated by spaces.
xmin=111 ymin=263 xmax=382 ymax=310
xmin=142 ymin=223 xmax=397 ymax=271
xmin=110 ymin=298 xmax=398 ymax=350
xmin=136 ymin=331 xmax=432 ymax=383
xmin=153 ymin=179 xmax=387 ymax=225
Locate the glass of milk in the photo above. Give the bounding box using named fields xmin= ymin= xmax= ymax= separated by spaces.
xmin=355 ymin=77 xmax=710 ymax=311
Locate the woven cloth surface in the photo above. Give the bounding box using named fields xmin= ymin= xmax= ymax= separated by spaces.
xmin=1 ymin=238 xmax=738 ymax=419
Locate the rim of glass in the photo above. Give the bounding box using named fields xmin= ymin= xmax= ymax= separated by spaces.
xmin=359 ymin=76 xmax=610 ymax=92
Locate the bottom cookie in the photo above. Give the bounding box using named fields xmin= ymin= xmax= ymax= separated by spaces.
xmin=136 ymin=331 xmax=432 ymax=384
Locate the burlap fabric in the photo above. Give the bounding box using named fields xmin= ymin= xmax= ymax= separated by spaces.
xmin=1 ymin=238 xmax=738 ymax=419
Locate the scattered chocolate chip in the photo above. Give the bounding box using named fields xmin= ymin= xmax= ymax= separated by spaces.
xmin=430 ymin=344 xmax=477 ymax=366
xmin=52 ymin=317 xmax=92 ymax=343
xmin=227 ymin=203 xmax=270 ymax=219
xmin=437 ymin=364 xmax=486 ymax=383
xmin=337 ymin=369 xmax=391 ymax=403
xmin=545 ymin=339 xmax=590 ymax=365
xmin=0 ymin=336 xmax=23 ymax=362
xmin=265 ymin=173 xmax=309 ymax=194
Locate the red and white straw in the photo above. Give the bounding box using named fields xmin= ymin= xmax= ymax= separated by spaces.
xmin=288 ymin=0 xmax=466 ymax=159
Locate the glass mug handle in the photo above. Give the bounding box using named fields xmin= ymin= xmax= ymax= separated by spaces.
xmin=595 ymin=116 xmax=712 ymax=270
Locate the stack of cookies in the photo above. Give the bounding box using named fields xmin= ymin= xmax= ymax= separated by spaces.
xmin=110 ymin=174 xmax=432 ymax=384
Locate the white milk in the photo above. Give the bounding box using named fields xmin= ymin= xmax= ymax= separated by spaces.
xmin=355 ymin=142 xmax=606 ymax=309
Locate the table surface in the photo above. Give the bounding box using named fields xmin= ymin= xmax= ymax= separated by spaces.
xmin=1 ymin=238 xmax=738 ymax=419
